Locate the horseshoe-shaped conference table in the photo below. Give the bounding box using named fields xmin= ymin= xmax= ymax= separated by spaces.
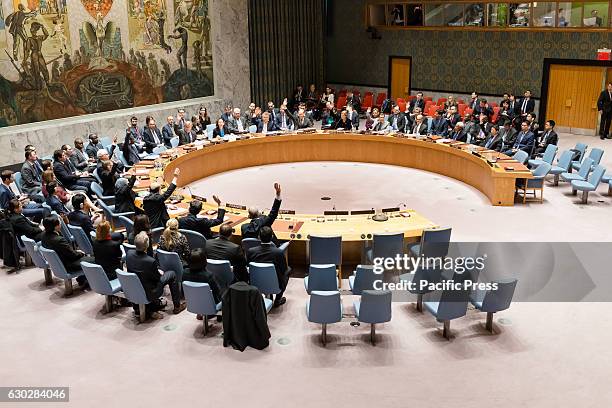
xmin=130 ymin=132 xmax=531 ymax=265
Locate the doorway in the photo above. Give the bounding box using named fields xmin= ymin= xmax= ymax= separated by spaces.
xmin=388 ymin=56 xmax=412 ymax=101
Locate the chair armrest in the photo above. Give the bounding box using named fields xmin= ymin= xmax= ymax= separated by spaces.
xmin=278 ymin=241 xmax=290 ymax=253
xmin=112 ymin=211 xmax=136 ymax=219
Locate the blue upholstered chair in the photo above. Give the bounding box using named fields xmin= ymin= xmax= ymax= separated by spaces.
xmin=81 ymin=261 xmax=122 ymax=313
xmin=528 ymin=143 xmax=557 ymax=168
xmin=91 ymin=182 xmax=115 ymax=205
xmin=571 ymin=148 xmax=603 ymax=171
xmin=182 ymin=281 xmax=222 ymax=335
xmin=205 ymin=124 xmax=215 ymax=139
xmin=116 ymin=216 xmax=134 ymax=237
xmin=97 ymin=200 xmax=135 ymax=231
xmin=153 ymin=145 xmax=167 ymax=154
xmin=116 ymin=151 xmax=132 ymax=169
xmin=470 ymin=278 xmax=518 ymax=333
xmin=248 ymin=125 xmax=257 ymax=133
xmin=116 ymin=269 xmax=150 ymax=323
xmin=515 ymin=162 xmax=552 ymax=203
xmin=354 ymin=290 xmax=392 ymax=345
xmin=306 ymin=290 xmax=343 ymax=345
xmin=150 ymin=227 xmax=164 ymax=244
xmin=39 ymin=246 xmax=84 ymax=296
xmin=409 ymin=227 xmax=452 ymax=258
xmin=170 ymin=137 xmax=180 ymax=148
xmin=571 ymin=165 xmax=606 ymax=204
xmin=179 ymin=229 xmax=206 ymax=250
xmin=512 ymin=150 xmax=529 ymax=164
xmin=309 ymin=235 xmax=342 ymax=283
xmin=560 ymin=157 xmax=593 ymax=183
xmin=424 ymin=285 xmax=470 ymax=339
xmin=249 ymin=262 xmax=280 ymax=299
xmin=548 ymin=150 xmax=573 ymax=186
xmin=349 ymin=265 xmax=378 ymax=295
xmin=241 ymin=238 xmax=262 ymax=253
xmin=156 ymin=249 xmax=184 ymax=283
xmin=21 ymin=236 xmax=53 ymax=285
xmin=67 ymin=225 xmax=94 ymax=255
xmin=92 ymin=169 xmax=102 ymax=184
xmin=569 ymin=142 xmax=588 ymax=165
xmin=13 ymin=172 xmax=24 ymax=194
xmin=365 ymin=232 xmax=405 ymax=264
xmin=305 ymin=264 xmax=338 ymax=294
xmin=50 ymin=211 xmax=73 ymax=243
xmin=402 ymin=265 xmax=444 ymax=312
xmin=206 ymin=259 xmax=234 ymax=293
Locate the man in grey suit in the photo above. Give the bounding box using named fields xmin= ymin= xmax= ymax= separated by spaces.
xmin=70 ymin=138 xmax=95 ymax=171
xmin=295 ymin=109 xmax=314 ymax=129
xmin=226 ymin=108 xmax=249 ymax=133
xmin=372 ymin=115 xmax=390 ymax=133
xmin=20 ymin=149 xmax=45 ymax=203
xmin=499 ymin=120 xmax=518 ymax=151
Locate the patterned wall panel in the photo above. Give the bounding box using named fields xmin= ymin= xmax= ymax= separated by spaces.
xmin=326 ymin=0 xmax=612 ymax=97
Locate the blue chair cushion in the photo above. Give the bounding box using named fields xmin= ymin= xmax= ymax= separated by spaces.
xmin=216 ymin=302 xmax=222 ymax=312
xmin=549 ymin=165 xmax=565 ymax=175
xmin=571 ymin=180 xmax=596 ymax=191
xmin=353 ymin=300 xmax=361 ymax=318
xmin=560 ymin=173 xmax=585 ymax=182
xmin=109 ymin=279 xmax=122 ymax=294
xmin=423 ymin=301 xmax=439 ymax=317
xmin=348 ymin=275 xmax=355 ymax=291
xmin=528 ymin=159 xmax=544 ymax=167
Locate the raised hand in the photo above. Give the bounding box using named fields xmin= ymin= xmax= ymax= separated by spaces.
xmin=274 ymin=182 xmax=281 ymax=196
xmin=213 ymin=195 xmax=221 ymax=206
xmin=174 ymin=167 xmax=181 ymax=177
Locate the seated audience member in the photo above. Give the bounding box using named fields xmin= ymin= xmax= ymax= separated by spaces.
xmin=387 ymin=105 xmax=406 ymax=132
xmin=212 ymin=118 xmax=230 ymax=138
xmin=257 ymin=112 xmax=278 ymax=134
xmin=444 ymin=95 xmax=458 ymax=112
xmin=20 ymin=149 xmax=45 ymax=202
xmin=525 ymin=112 xmax=540 ymax=140
xmin=408 ymin=114 xmax=428 ymax=135
xmin=320 ymin=86 xmax=335 ymax=107
xmin=346 ymin=105 xmax=360 ymax=130
xmin=1 ymin=170 xmax=48 ymax=221
xmin=85 ymin=133 xmax=105 ymax=159
xmin=220 ymin=104 xmax=233 ymax=122
xmin=346 ymin=91 xmax=361 ymax=112
xmin=334 ymin=110 xmax=353 ymax=130
xmin=266 ymin=101 xmax=280 ymax=122
xmin=7 ymin=199 xmax=43 ymax=241
xmin=445 ymin=105 xmax=461 ymax=128
xmin=52 ymin=149 xmax=91 ymax=193
xmin=159 ymin=218 xmax=191 ymax=265
xmin=291 ymin=84 xmax=305 ymax=110
xmin=115 ymin=175 xmax=139 ymax=214
xmin=126 ymin=231 xmax=185 ymax=318
xmin=483 ymin=126 xmax=503 ymax=151
xmin=226 ymin=108 xmax=248 ymax=134
xmin=128 ymin=214 xmax=153 ymax=256
xmin=408 ymin=92 xmax=425 ymax=113
xmin=143 ymin=168 xmax=179 ymax=229
xmin=499 ymin=120 xmax=518 ymax=151
xmin=175 ymin=108 xmax=187 ymax=131
xmin=372 ymin=114 xmax=390 ymax=133
xmin=162 ymin=116 xmax=176 ymax=147
xmin=365 ymin=107 xmax=381 ymax=131
xmin=178 ymin=196 xmax=225 ymax=239
xmin=469 ymin=91 xmax=480 ymax=110
xmin=246 ymin=226 xmax=288 ymax=307
xmin=127 ymin=116 xmax=144 ymax=147
xmin=71 ymin=138 xmax=94 ymax=171
xmin=429 ymin=110 xmax=449 ymax=136
xmin=499 ymin=93 xmax=510 ymax=107
xmin=182 ymin=248 xmax=222 ymax=303
xmin=275 ymin=103 xmax=295 ymax=131
xmin=143 ymin=117 xmax=163 ymax=153
xmin=295 ymin=109 xmax=314 ymax=129
xmin=198 ymin=106 xmax=212 ymax=128
xmin=41 ymin=159 xmax=52 ymax=172
xmin=122 ymin=131 xmax=141 ymax=166
xmin=321 ymin=102 xmax=339 ymax=128
xmin=535 ymin=120 xmax=558 ymax=156
xmin=472 ymin=98 xmax=493 ymax=119
xmin=99 ymin=160 xmax=120 ymax=196
xmin=306 ymin=84 xmax=318 ymax=112
xmin=92 ymin=220 xmax=123 ymax=280
xmin=474 ymin=113 xmax=494 ymax=146
xmin=405 ymin=106 xmax=422 ymax=128
xmin=242 ymin=183 xmax=282 ymax=240
xmin=462 ymin=114 xmax=480 ymax=143
xmin=205 ymin=224 xmax=248 ymax=282
xmin=191 ymin=116 xmax=203 ymax=135
xmin=503 ymin=121 xmax=535 ymax=156
xmin=68 ymin=194 xmax=105 ymax=240
xmin=516 ymin=90 xmax=535 ymax=122
xmin=41 ymin=214 xmax=92 ymax=288
xmin=95 ymin=139 xmax=123 ymax=173
xmin=44 ymin=182 xmax=68 ymax=216
xmin=498 ymin=100 xmax=516 ymax=124
xmin=449 ymin=122 xmax=467 ymax=142
xmin=245 ymin=103 xmax=262 ymax=127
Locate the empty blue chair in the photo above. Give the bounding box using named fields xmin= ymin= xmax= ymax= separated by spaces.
xmin=81 ymin=261 xmax=122 ymax=313
xmin=528 ymin=143 xmax=557 ymax=168
xmin=21 ymin=236 xmax=53 ymax=285
xmin=179 ymin=229 xmax=206 ymax=249
xmin=571 ymin=148 xmax=603 ymax=171
xmin=39 ymin=246 xmax=84 ymax=296
xmin=354 ymin=290 xmax=392 ymax=345
xmin=409 ymin=227 xmax=452 ymax=258
xmin=366 ymin=232 xmax=404 ymax=263
xmin=99 ymin=136 xmax=112 ymax=148
xmin=248 ymin=125 xmax=257 ymax=133
xmin=116 ymin=151 xmax=132 ymax=169
xmin=306 ymin=290 xmax=343 ymax=345
xmin=116 ymin=216 xmax=134 ymax=236
xmin=116 ymin=269 xmax=150 ymax=323
xmin=182 ymin=281 xmax=222 ymax=335
xmin=424 ymin=286 xmax=470 ymax=339
xmin=249 ymin=262 xmax=281 ymax=299
xmin=309 ymin=235 xmax=342 ymax=284
xmin=206 ymin=124 xmax=215 ymax=139
xmin=516 ymin=162 xmax=551 ymax=203
xmin=67 ymin=225 xmax=94 ymax=255
xmin=305 ymin=264 xmax=338 ymax=294
xmin=156 ymin=249 xmax=184 ymax=283
xmin=571 ymin=165 xmax=606 ymax=204
xmin=152 ymin=145 xmax=167 ymax=154
xmin=512 ymin=150 xmax=529 ymax=164
xmin=207 ymin=259 xmax=234 ymax=293
xmin=470 ymin=278 xmax=518 ymax=333
xmin=91 ymin=182 xmax=115 ymax=204
xmin=13 ymin=172 xmax=24 ymax=194
xmin=349 ymin=265 xmax=378 ymax=295
xmin=170 ymin=137 xmax=179 ymax=148
xmin=402 ymin=265 xmax=443 ymax=312
xmin=548 ymin=150 xmax=573 ymax=186
xmin=560 ymin=157 xmax=593 ymax=183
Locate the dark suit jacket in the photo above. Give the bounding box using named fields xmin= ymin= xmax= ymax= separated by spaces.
xmin=347 ymin=111 xmax=359 ymax=130
xmin=100 ymin=162 xmax=120 ymax=196
xmin=212 ymin=126 xmax=230 ymax=138
xmin=9 ymin=213 xmax=42 ymax=241
xmin=513 ymin=131 xmax=535 ymax=152
xmin=92 ymin=238 xmax=122 ymax=280
xmin=122 ymin=134 xmax=141 ymax=166
xmin=274 ymin=112 xmax=294 ymax=130
xmin=68 ymin=210 xmax=95 ymax=240
xmin=598 ymin=90 xmax=612 ymax=113
xmin=241 ymin=197 xmax=281 ymax=239
xmin=178 ymin=208 xmax=226 ymax=240
xmin=226 ymin=116 xmax=249 ymax=133
xmin=295 ymin=116 xmax=314 ymax=129
xmin=85 ymin=142 xmax=104 ymax=159
xmin=409 ymin=122 xmax=428 ymax=135
xmin=0 ymin=184 xmax=17 ymax=210
xmin=449 ymin=130 xmax=467 ymax=142
xmin=256 ymin=121 xmax=278 ymax=133
xmin=143 ymin=127 xmax=163 ymax=153
xmin=183 ymin=267 xmax=222 ymax=302
xmin=483 ymin=134 xmax=503 ymax=151
xmin=387 ymin=113 xmax=407 ymax=131
xmin=500 ymin=127 xmax=518 ymax=149
xmin=162 ymin=124 xmax=175 ymax=147
xmin=20 ymin=160 xmax=43 ymax=197
xmin=446 ymin=113 xmax=461 ymax=128
xmin=70 ymin=149 xmax=90 ymax=171
xmin=539 ymin=130 xmax=558 ymax=148
xmin=334 ymin=118 xmax=352 ymax=130
xmin=430 ymin=118 xmax=449 ymax=136
xmin=176 ymin=129 xmax=197 ymax=146
xmin=409 ymin=99 xmax=425 ymax=113
xmin=205 ymin=236 xmax=248 ymax=282
xmin=516 ymin=98 xmax=535 ymax=115
xmin=125 ymin=249 xmax=163 ymax=302
xmin=41 ymin=230 xmax=83 ymax=270
xmin=46 ymin=194 xmax=69 ymax=215
xmin=115 ymin=175 xmax=137 ymax=214
xmin=53 ymin=160 xmax=79 ymax=188
xmin=143 ymin=182 xmax=176 ymax=229
xmin=246 ymin=243 xmax=288 ymax=290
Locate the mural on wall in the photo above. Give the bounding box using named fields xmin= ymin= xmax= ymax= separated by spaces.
xmin=0 ymin=4 xmax=7 ymax=50
xmin=0 ymin=0 xmax=214 ymax=128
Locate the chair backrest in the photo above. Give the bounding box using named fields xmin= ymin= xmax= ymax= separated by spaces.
xmin=248 ymin=125 xmax=257 ymax=133
xmin=249 ymin=262 xmax=280 ymax=295
xmin=481 ymin=278 xmax=518 ymax=313
xmin=81 ymin=261 xmax=116 ymax=295
xmin=308 ymin=291 xmax=342 ymax=324
xmin=513 ymin=150 xmax=529 ymax=164
xmin=14 ymin=172 xmax=23 ymax=193
xmin=372 ymin=232 xmax=404 ymax=260
xmin=352 ymin=265 xmax=378 ymax=295
xmin=541 ymin=144 xmax=557 ymax=164
xmin=116 ymin=269 xmax=149 ymax=304
xmin=436 ymin=287 xmax=470 ymax=321
xmin=207 ymin=259 xmax=234 ymax=292
xmin=116 ymin=150 xmax=129 ymax=167
xmin=309 ymin=235 xmax=342 ymax=265
xmin=97 ymin=200 xmax=114 ymax=224
xmin=578 ymin=157 xmax=594 ymax=178
xmin=117 ymin=216 xmax=134 ymax=236
xmin=67 ymin=224 xmax=94 ymax=255
xmin=241 ymin=237 xmax=261 ymax=253
xmin=99 ymin=136 xmax=112 ymax=148
xmin=179 ymin=229 xmax=206 ymax=250
xmin=51 ymin=211 xmax=73 ymax=242
xmin=182 ymin=282 xmax=218 ymax=315
xmin=588 ymin=148 xmax=604 ymax=165
xmin=556 ymin=150 xmax=573 ymax=171
xmin=358 ymin=290 xmax=392 ymax=324
xmin=151 ymin=227 xmax=164 ymax=244
xmin=419 ymin=227 xmax=452 ymax=258
xmin=307 ymin=264 xmax=338 ymax=293
xmin=152 ymin=145 xmax=167 ymax=154
xmin=92 ymin=169 xmax=102 ymax=184
xmin=206 ymin=124 xmax=215 ymax=139
xmin=123 ymin=242 xmax=136 ymax=253
xmin=531 ymin=162 xmax=552 ymax=177
xmin=39 ymin=247 xmax=71 ymax=279
xmin=587 ymin=165 xmax=606 ymax=186
xmin=573 ymin=143 xmax=588 ymax=161
xmin=21 ymin=236 xmax=48 ymax=269
xmin=408 ymin=265 xmax=443 ymax=294
xmin=170 ymin=136 xmax=180 ymax=148
xmin=156 ymin=249 xmax=184 ymax=280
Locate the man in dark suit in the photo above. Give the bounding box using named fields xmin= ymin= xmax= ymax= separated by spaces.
xmin=41 ymin=214 xmax=92 ymax=287
xmin=7 ymin=199 xmax=42 ymax=241
xmin=535 ymin=120 xmax=559 ymax=155
xmin=127 ymin=116 xmax=144 ymax=148
xmin=346 ymin=105 xmax=359 ymax=130
xmin=142 ymin=168 xmax=179 ymax=229
xmin=473 ymin=98 xmax=493 ymax=119
xmin=20 ymin=149 xmax=44 ymax=202
xmin=429 ymin=110 xmax=449 ymax=136
xmin=597 ymin=83 xmax=612 ymax=139
xmin=177 ymin=121 xmax=197 ymax=145
xmin=372 ymin=115 xmax=390 ymax=133
xmin=257 ymin=112 xmax=279 ymax=133
xmin=504 ymin=121 xmax=535 ymax=155
xmin=52 ymin=150 xmax=90 ymax=193
xmin=45 ymin=182 xmax=69 ymax=216
xmin=178 ymin=197 xmax=225 ymax=240
xmin=241 ymin=183 xmax=282 ymax=240
xmin=408 ymin=114 xmax=428 ymax=135
xmin=266 ymin=101 xmax=280 ymax=123
xmin=122 ymin=132 xmax=141 ymax=166
xmin=469 ymin=92 xmax=480 ymax=110
xmin=483 ymin=126 xmax=503 ymax=151
xmin=221 ymin=104 xmax=233 ymax=122
xmin=516 ymin=90 xmax=535 ymax=121
xmin=205 ymin=224 xmax=248 ymax=282
xmin=67 ymin=194 xmax=99 ymax=240
xmin=143 ymin=117 xmax=163 ymax=153
xmin=474 ymin=114 xmax=494 ymax=146
xmin=246 ymin=226 xmax=288 ymax=307
xmin=226 ymin=108 xmax=249 ymax=133
xmin=408 ymin=92 xmax=426 ymax=113
xmin=1 ymin=170 xmax=47 ymax=221
xmin=126 ymin=232 xmax=185 ymax=318
xmin=445 ymin=105 xmax=461 ymax=128
xmin=387 ymin=105 xmax=407 ymax=132
xmin=295 ymin=109 xmax=314 ymax=129
xmin=85 ymin=133 xmax=105 ymax=159
xmin=499 ymin=120 xmax=518 ymax=151
xmin=162 ymin=116 xmax=176 ymax=147
xmin=449 ymin=123 xmax=467 ymax=142
xmin=274 ymin=105 xmax=294 ymax=131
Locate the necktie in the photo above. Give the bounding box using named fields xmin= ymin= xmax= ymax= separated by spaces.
xmin=237 ymin=119 xmax=244 ymax=132
xmin=153 ymin=130 xmax=160 ymax=144
xmin=522 ymin=99 xmax=528 ymax=113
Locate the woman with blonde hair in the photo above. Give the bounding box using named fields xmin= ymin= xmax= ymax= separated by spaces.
xmin=158 ymin=218 xmax=191 ymax=265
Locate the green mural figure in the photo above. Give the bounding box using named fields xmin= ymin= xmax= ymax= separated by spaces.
xmin=24 ymin=22 xmax=50 ymax=89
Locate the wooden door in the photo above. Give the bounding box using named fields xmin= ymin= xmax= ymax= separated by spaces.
xmin=546 ymin=65 xmax=604 ymax=135
xmin=390 ymin=57 xmax=411 ymax=101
